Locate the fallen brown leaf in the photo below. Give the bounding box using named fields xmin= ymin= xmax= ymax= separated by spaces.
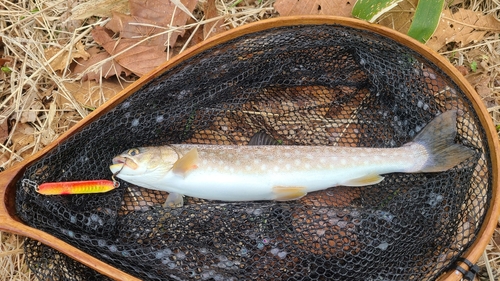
xmin=466 ymin=74 xmax=491 ymax=99
xmin=454 ymin=65 xmax=469 ymax=76
xmin=116 ymin=0 xmax=198 ymax=47
xmin=203 ymin=0 xmax=226 ymax=39
xmin=376 ymin=0 xmax=417 ymax=34
xmin=92 ymin=26 xmax=166 ymax=76
xmin=0 ymin=120 xmax=8 ymax=145
xmin=0 ymin=57 xmax=9 ymax=66
xmin=105 ymin=11 xmax=168 ymax=46
xmin=77 ymin=0 xmax=198 ymax=79
xmin=427 ymin=8 xmax=500 ymax=51
xmin=74 ymin=46 xmax=132 ymax=81
xmin=60 ymin=78 xmax=133 ymax=109
xmin=11 ymin=123 xmax=35 ymax=157
xmin=44 ymin=41 xmax=90 ymax=72
xmin=274 ymin=0 xmax=355 ymax=17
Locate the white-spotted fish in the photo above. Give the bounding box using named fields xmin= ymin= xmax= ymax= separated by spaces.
xmin=110 ymin=111 xmax=473 ymax=207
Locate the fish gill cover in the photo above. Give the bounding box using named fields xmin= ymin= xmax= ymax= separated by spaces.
xmin=15 ymin=25 xmax=490 ymax=280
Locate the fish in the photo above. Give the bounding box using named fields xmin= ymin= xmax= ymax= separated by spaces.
xmin=109 ymin=110 xmax=474 ymax=206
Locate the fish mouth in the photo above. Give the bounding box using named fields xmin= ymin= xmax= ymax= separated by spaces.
xmin=110 ymin=156 xmax=138 ymax=172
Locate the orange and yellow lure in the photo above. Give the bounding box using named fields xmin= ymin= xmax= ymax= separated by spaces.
xmin=36 ymin=180 xmax=118 ymax=195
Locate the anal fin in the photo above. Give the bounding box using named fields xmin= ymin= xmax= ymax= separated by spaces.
xmin=273 ymin=186 xmax=307 ymax=201
xmin=163 ymin=192 xmax=184 ymax=208
xmin=342 ymin=174 xmax=384 ymax=187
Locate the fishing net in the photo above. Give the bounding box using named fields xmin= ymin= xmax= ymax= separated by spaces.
xmin=15 ymin=24 xmax=491 ymax=280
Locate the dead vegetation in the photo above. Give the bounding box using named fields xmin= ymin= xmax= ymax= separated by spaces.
xmin=0 ymin=0 xmax=499 ymax=280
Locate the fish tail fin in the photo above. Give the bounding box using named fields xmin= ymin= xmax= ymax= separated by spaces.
xmin=410 ymin=110 xmax=474 ymax=172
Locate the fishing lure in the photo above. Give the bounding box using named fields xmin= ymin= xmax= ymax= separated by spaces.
xmin=36 ymin=180 xmax=118 ymax=195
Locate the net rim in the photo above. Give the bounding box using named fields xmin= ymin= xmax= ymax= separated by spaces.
xmin=0 ymin=16 xmax=498 ymax=281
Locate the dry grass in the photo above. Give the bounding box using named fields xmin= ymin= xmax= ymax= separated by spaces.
xmin=0 ymin=0 xmax=499 ymax=280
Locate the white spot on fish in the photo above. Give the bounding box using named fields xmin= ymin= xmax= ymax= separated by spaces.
xmin=202 ymin=159 xmax=208 ymax=165
xmin=285 ymin=164 xmax=291 ymax=170
xmin=294 ymin=159 xmax=301 ymax=166
xmin=156 ymin=115 xmax=164 ymax=123
xmin=235 ymin=160 xmax=241 ymax=165
xmin=254 ymin=159 xmax=260 ymax=164
xmin=341 ymin=159 xmax=347 ymax=165
xmin=305 ymin=163 xmax=311 ymax=169
xmin=245 ymin=166 xmax=251 ymax=171
xmin=261 ymin=164 xmax=267 ymax=171
xmin=320 ymin=158 xmax=326 ymax=163
xmin=131 ymin=119 xmax=139 ymax=127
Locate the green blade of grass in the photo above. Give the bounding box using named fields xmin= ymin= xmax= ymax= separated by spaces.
xmin=407 ymin=0 xmax=445 ymax=43
xmin=352 ymin=0 xmax=403 ymax=23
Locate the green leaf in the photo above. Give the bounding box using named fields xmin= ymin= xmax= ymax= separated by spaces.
xmin=470 ymin=61 xmax=478 ymax=72
xmin=407 ymin=0 xmax=445 ymax=42
xmin=1 ymin=66 xmax=11 ymax=74
xmin=352 ymin=0 xmax=403 ymax=23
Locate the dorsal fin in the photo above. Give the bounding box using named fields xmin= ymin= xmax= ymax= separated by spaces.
xmin=172 ymin=148 xmax=199 ymax=178
xmin=249 ymin=130 xmax=279 ymax=145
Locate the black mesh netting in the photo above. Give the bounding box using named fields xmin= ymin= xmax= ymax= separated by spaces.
xmin=15 ymin=24 xmax=491 ymax=281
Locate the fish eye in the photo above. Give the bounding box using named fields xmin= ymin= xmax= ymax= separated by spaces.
xmin=127 ymin=148 xmax=140 ymax=156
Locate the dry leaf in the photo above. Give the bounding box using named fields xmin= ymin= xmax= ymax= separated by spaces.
xmin=11 ymin=123 xmax=35 ymax=154
xmin=105 ymin=12 xmax=168 ymax=46
xmin=203 ymin=0 xmax=226 ymax=39
xmin=376 ymin=0 xmax=417 ymax=34
xmin=82 ymin=0 xmax=198 ymax=78
xmin=125 ymin=0 xmax=198 ymax=47
xmin=466 ymin=74 xmax=491 ymax=98
xmin=426 ymin=8 xmax=500 ymax=51
xmin=70 ymin=0 xmax=130 ymax=20
xmin=44 ymin=41 xmax=90 ymax=72
xmin=61 ymin=79 xmax=133 ymax=109
xmin=92 ymin=26 xmax=166 ymax=76
xmin=454 ymin=65 xmax=469 ymax=76
xmin=0 ymin=57 xmax=9 ymax=66
xmin=0 ymin=120 xmax=8 ymax=145
xmin=274 ymin=0 xmax=355 ymax=17
xmin=20 ymin=100 xmax=43 ymax=123
xmin=74 ymin=46 xmax=132 ymax=81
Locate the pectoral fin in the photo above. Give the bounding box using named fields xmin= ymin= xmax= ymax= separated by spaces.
xmin=172 ymin=148 xmax=199 ymax=178
xmin=273 ymin=186 xmax=307 ymax=201
xmin=342 ymin=174 xmax=384 ymax=186
xmin=163 ymin=192 xmax=184 ymax=208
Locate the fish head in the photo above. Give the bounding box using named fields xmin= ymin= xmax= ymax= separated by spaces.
xmin=109 ymin=146 xmax=179 ymax=186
